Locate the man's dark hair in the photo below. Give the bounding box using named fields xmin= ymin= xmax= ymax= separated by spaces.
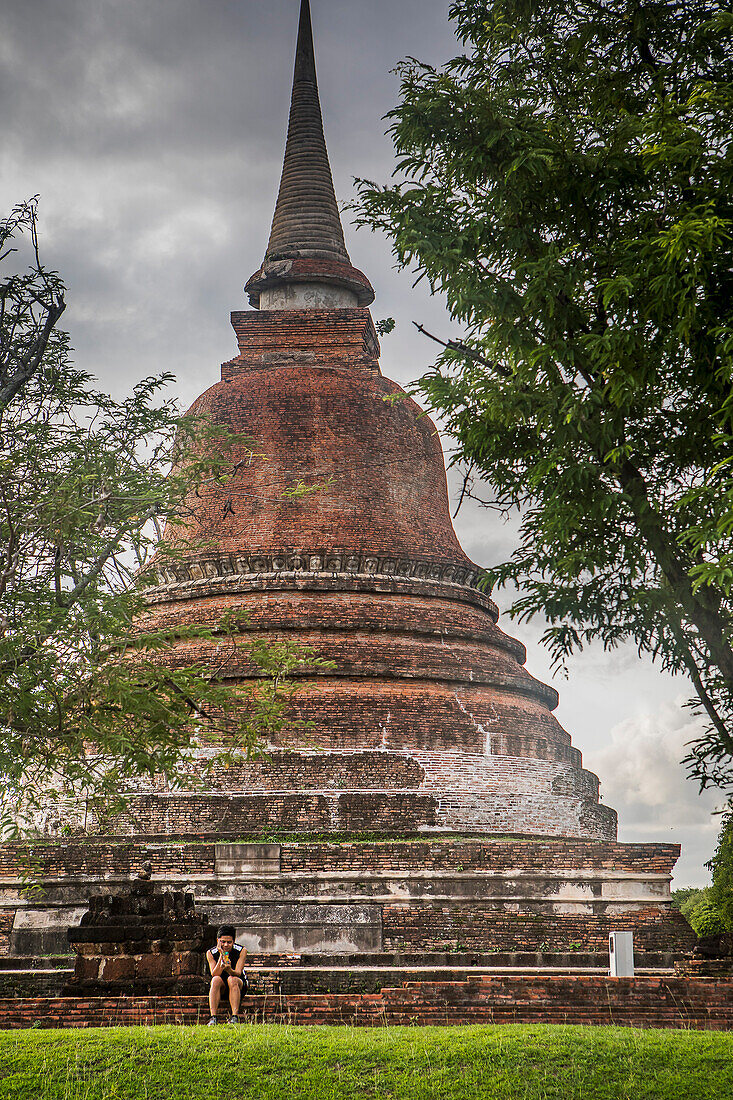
xmin=217 ymin=924 xmax=236 ymax=939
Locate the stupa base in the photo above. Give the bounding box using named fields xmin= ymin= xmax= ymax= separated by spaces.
xmin=1 ymin=835 xmax=692 ymax=959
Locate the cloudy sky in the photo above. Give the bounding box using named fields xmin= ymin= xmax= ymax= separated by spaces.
xmin=1 ymin=0 xmax=722 ymax=884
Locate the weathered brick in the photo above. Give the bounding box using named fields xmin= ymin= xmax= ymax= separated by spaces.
xmin=126 ymin=306 xmax=617 ymax=843
xmin=98 ymin=956 xmax=135 ymax=982
xmin=135 ymin=954 xmax=173 ymax=980
xmin=0 ymin=978 xmax=733 ymax=1029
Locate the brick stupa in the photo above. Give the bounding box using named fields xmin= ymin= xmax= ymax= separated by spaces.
xmin=0 ymin=0 xmax=689 ymax=964
xmin=140 ymin=0 xmax=615 ymax=842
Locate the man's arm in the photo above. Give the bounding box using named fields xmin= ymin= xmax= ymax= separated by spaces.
xmin=234 ymin=948 xmax=247 ymax=976
xmin=206 ymin=950 xmax=224 ymax=977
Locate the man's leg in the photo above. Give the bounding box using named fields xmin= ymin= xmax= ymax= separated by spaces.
xmin=209 ymin=975 xmax=225 ymax=1019
xmin=227 ymin=975 xmax=243 ymax=1018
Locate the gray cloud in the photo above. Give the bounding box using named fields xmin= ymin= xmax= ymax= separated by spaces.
xmin=585 ymin=700 xmax=723 ymax=887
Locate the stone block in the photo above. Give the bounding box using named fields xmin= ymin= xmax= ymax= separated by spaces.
xmin=99 ymin=956 xmax=135 ymax=982
xmin=135 ymin=954 xmax=173 ymax=979
xmin=215 ymin=843 xmax=280 ymax=876
xmin=75 ymin=956 xmax=101 ymax=982
xmin=174 ymin=951 xmax=204 ymax=977
xmin=64 ymin=884 xmax=213 ymax=996
xmin=204 ymin=902 xmax=382 ymax=954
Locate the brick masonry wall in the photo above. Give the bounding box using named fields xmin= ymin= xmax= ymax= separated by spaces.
xmin=0 ymin=839 xmax=686 ymax=958
xmin=0 ymin=913 xmax=12 ymax=956
xmin=136 ymin=569 xmax=615 ymax=840
xmin=159 ymin=632 xmax=557 ymax=707
xmin=0 ymin=841 xmax=216 ymax=880
xmin=95 ymin=792 xmax=439 ymax=837
xmin=182 ymin=751 xmax=425 ymax=792
xmin=277 ymin=839 xmax=680 ymax=876
xmin=142 ymin=656 xmax=571 ymax=761
xmin=167 ymin=362 xmax=469 ymax=563
xmin=0 ymin=976 xmax=732 ymax=1029
xmin=226 ymin=308 xmax=380 ymax=372
xmin=142 ymin=591 xmax=507 ymax=650
xmin=381 ymin=905 xmax=696 ymax=953
xmin=428 ymin=792 xmax=615 ymax=840
xmin=195 ymin=679 xmax=574 ymax=759
xmin=65 ymin=788 xmax=616 ymax=841
xmin=146 ymin=749 xmax=596 ymax=801
xmin=38 ymin=731 xmax=615 ymax=837
xmin=140 ymin=584 xmax=572 ymax=760
xmin=0 ymin=838 xmax=679 ymax=880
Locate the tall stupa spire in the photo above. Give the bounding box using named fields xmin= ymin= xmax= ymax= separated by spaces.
xmin=245 ymin=0 xmax=374 ymax=309
xmin=266 ymin=0 xmax=347 ymax=264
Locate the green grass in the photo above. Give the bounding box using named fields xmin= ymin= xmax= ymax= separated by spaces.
xmin=1 ymin=1024 xmax=732 ymax=1099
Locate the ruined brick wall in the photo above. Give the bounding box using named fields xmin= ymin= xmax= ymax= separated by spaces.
xmin=72 ymin=747 xmax=615 ymax=840
xmin=0 ymin=837 xmax=681 ymax=880
xmin=0 ymin=838 xmax=687 ymax=958
xmin=66 ymin=882 xmax=215 ymax=995
xmin=164 ymin=360 xmax=469 ymax=564
xmin=195 ymin=751 xmax=425 ymax=792
xmin=277 ymin=839 xmax=681 ymax=876
xmin=0 ymin=841 xmax=216 ymax=879
xmin=2 ymin=975 xmax=731 ymax=1029
xmin=0 ymin=912 xmax=12 ymax=957
xmin=156 ymin=749 xmax=596 ymax=801
xmin=135 ymin=573 xmax=617 ymax=838
xmin=95 ymin=791 xmax=439 ymax=837
xmin=225 ymin=308 xmax=380 ymax=374
xmin=382 ymin=905 xmax=696 ymax=953
xmin=0 ymin=837 xmax=681 ymax=879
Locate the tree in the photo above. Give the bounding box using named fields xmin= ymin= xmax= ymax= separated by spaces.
xmin=708 ymin=806 xmax=733 ymax=930
xmin=0 ymin=199 xmax=328 ymax=834
xmin=356 ymin=0 xmax=733 ymax=789
xmin=671 ymin=809 xmax=733 ymax=936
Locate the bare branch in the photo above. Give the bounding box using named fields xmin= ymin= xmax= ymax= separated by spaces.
xmin=413 ymin=322 xmax=512 ymax=378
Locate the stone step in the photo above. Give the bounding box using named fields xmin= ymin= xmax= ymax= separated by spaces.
xmin=0 ymin=970 xmax=72 ymax=997
xmin=243 ymin=949 xmax=677 ymax=969
xmin=0 ymin=978 xmax=731 ymax=1029
xmin=12 ymin=967 xmax=677 ymax=999
xmin=244 ymin=965 xmax=675 ymax=995
xmin=0 ymin=958 xmax=675 ymax=999
xmin=0 ymin=955 xmax=73 ymax=971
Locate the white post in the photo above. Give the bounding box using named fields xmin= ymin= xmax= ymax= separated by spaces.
xmin=609 ymin=931 xmax=635 ymax=977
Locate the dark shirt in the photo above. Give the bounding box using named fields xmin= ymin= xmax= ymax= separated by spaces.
xmin=210 ymin=944 xmax=245 ymax=975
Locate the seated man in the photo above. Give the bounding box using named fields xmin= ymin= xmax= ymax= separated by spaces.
xmin=206 ymin=924 xmax=248 ymax=1025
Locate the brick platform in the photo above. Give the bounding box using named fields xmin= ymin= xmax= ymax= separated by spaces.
xmin=0 ymin=976 xmax=731 ymax=1030
xmin=3 ymin=2 xmax=696 ymax=998
xmin=0 ymin=838 xmax=691 ymax=958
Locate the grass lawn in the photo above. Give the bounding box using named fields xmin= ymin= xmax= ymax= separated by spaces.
xmin=0 ymin=1023 xmax=732 ymax=1100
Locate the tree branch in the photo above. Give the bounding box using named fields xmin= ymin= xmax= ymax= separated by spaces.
xmin=0 ymin=296 xmax=66 ymax=411
xmin=669 ymin=619 xmax=733 ymax=754
xmin=413 ymin=322 xmax=512 ymax=378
